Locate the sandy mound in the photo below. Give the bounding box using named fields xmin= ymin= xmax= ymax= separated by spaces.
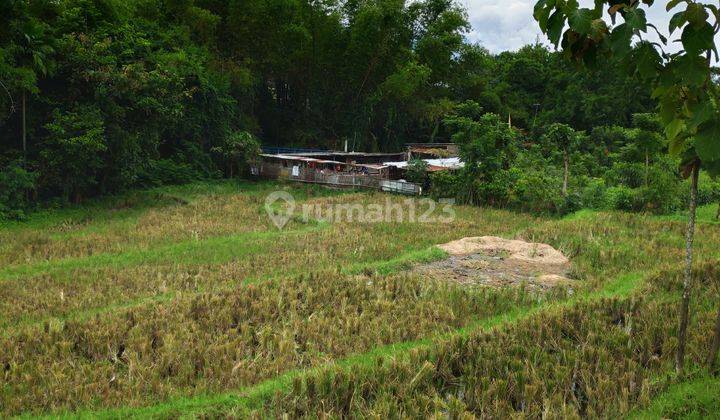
xmin=415 ymin=236 xmax=574 ymax=291
xmin=438 ymin=236 xmax=569 ymax=265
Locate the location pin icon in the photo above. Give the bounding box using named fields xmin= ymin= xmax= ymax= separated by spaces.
xmin=265 ymin=190 xmax=295 ymax=229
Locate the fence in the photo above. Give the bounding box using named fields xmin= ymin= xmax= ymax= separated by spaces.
xmin=379 ymin=180 xmax=422 ymax=195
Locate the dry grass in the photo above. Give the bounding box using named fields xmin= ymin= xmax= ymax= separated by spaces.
xmin=258 ymin=263 xmax=720 ymax=418
xmin=2 ymin=180 xmax=720 ymax=417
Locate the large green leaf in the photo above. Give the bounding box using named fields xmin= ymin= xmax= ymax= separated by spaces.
xmin=687 ymin=98 xmax=715 ymax=131
xmin=624 ymin=8 xmax=647 ymax=31
xmin=569 ymin=8 xmax=595 ymax=35
xmin=669 ymin=11 xmax=686 ymax=34
xmin=703 ymin=158 xmax=720 ymax=178
xmin=673 ymin=54 xmax=709 ymax=87
xmin=666 ymin=118 xmax=686 ymax=143
xmin=547 ymin=10 xmax=566 ymax=45
xmin=684 ymin=2 xmax=709 ymax=26
xmin=694 ymin=119 xmax=720 ymax=162
xmin=669 ymin=133 xmax=689 ymax=156
xmin=681 ymin=21 xmax=714 ymax=55
xmin=609 ymin=23 xmax=633 ymax=56
xmin=534 ymin=1 xmax=552 ymax=31
xmin=635 ymin=43 xmax=661 ymax=79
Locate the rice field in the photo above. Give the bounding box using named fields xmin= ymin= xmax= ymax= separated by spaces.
xmin=1 ymin=180 xmax=719 ymax=417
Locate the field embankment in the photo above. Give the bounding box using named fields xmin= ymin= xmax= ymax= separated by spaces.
xmin=1 ymin=180 xmax=719 ymax=418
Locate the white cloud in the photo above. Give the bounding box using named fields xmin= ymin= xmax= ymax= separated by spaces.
xmin=462 ymin=0 xmax=717 ymax=55
xmin=462 ymin=0 xmax=547 ymax=52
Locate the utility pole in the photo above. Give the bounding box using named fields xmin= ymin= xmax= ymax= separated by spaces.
xmin=532 ymin=103 xmax=541 ymax=130
xmin=22 ymin=90 xmax=27 ymax=156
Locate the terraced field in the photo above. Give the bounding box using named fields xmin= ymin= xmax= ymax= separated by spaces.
xmin=1 ymin=180 xmax=719 ymax=418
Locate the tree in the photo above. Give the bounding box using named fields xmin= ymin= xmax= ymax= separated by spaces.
xmin=534 ymin=0 xmax=720 ymax=375
xmin=544 ymin=123 xmax=579 ymax=196
xmin=631 ymin=113 xmax=665 ymax=186
xmin=211 ymin=131 xmax=261 ymax=178
xmin=405 ymin=158 xmax=428 ymax=184
xmin=40 ymin=107 xmax=106 ymax=203
xmin=446 ymin=101 xmax=517 ymax=205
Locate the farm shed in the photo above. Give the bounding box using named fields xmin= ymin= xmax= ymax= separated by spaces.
xmin=258 ymin=154 xmax=391 ymax=189
xmin=256 ymin=147 xmax=463 ymax=193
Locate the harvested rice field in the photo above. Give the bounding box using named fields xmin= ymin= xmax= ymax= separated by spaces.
xmin=2 ymin=180 xmax=720 ymax=418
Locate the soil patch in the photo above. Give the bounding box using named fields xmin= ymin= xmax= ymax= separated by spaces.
xmin=413 ymin=236 xmax=575 ymax=291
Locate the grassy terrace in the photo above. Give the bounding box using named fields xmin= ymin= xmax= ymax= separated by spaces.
xmin=1 ymin=180 xmax=719 ymax=418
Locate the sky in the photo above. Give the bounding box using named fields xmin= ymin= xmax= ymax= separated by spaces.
xmin=462 ymin=0 xmax=683 ymax=54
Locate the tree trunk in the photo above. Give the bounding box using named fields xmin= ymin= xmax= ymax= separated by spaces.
xmin=562 ymin=150 xmax=569 ymax=197
xmin=707 ymin=304 xmax=720 ymax=371
xmin=676 ymin=163 xmax=700 ymax=376
xmin=22 ymin=90 xmax=27 ymax=155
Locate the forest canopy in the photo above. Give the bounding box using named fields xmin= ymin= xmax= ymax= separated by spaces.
xmin=0 ymin=0 xmax=666 ymax=214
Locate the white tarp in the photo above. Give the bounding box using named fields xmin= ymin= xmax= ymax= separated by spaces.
xmin=384 ymin=157 xmax=464 ymax=169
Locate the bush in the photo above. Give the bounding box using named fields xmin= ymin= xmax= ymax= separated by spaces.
xmin=506 ymin=165 xmax=565 ymax=214
xmin=0 ymin=162 xmax=37 ymax=220
xmin=405 ymin=159 xmax=428 ymax=185
xmin=429 ymin=171 xmax=461 ymax=199
xmin=580 ymin=178 xmax=607 ymax=209
xmin=136 ymin=159 xmax=205 ymax=187
xmin=604 ymin=185 xmax=637 ymax=211
xmin=694 ymin=172 xmax=720 ymax=207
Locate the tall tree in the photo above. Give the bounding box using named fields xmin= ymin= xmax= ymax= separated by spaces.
xmin=534 ymin=0 xmax=720 ymax=375
xmin=545 ymin=123 xmax=579 ymax=196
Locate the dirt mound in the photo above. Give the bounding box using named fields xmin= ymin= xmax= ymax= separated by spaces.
xmin=415 ymin=236 xmax=574 ymax=291
xmin=438 ymin=236 xmax=569 ymax=265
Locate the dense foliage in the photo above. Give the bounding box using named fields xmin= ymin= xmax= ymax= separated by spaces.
xmin=0 ymin=0 xmax=669 ymax=218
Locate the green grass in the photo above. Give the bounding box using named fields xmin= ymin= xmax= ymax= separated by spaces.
xmin=0 ymin=223 xmax=327 ymax=281
xmin=3 ymin=180 xmax=720 ymax=418
xmin=629 ymin=375 xmax=720 ymax=420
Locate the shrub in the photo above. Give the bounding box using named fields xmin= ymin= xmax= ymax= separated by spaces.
xmin=506 ymin=165 xmax=564 ymax=214
xmin=405 ymin=159 xmax=428 ymax=185
xmin=0 ymin=161 xmax=37 ymax=220
xmin=694 ymin=172 xmax=720 ymax=207
xmin=604 ymin=185 xmax=637 ymax=211
xmin=211 ymin=131 xmax=261 ymax=178
xmin=580 ymin=178 xmax=607 ymax=209
xmin=429 ymin=171 xmax=461 ymax=199
xmin=137 ymin=159 xmax=205 ymax=187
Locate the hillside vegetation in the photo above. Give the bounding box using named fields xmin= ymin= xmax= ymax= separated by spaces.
xmin=1 ymin=180 xmax=719 ymax=417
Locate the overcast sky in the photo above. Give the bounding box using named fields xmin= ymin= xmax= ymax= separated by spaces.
xmin=462 ymin=0 xmax=683 ymax=54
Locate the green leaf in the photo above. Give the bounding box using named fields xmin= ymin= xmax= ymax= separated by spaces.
xmin=569 ymin=8 xmax=595 ymax=35
xmin=673 ymin=54 xmax=709 ymax=87
xmin=624 ymin=8 xmax=647 ymax=31
xmin=666 ymin=0 xmax=684 ymax=12
xmin=703 ymin=158 xmax=720 ymax=178
xmin=609 ymin=23 xmax=633 ymax=57
xmin=666 ymin=118 xmax=686 ymax=142
xmin=685 ymin=2 xmax=709 ymax=26
xmin=547 ymin=10 xmax=566 ymax=45
xmin=534 ymin=1 xmax=551 ymax=31
xmin=695 ymin=119 xmax=720 ymax=162
xmin=681 ymin=21 xmax=714 ymax=55
xmin=669 ymin=132 xmax=689 ymax=156
xmin=669 ymin=11 xmax=686 ymax=34
xmin=687 ymin=98 xmax=715 ymax=131
xmin=635 ymin=43 xmax=661 ymax=79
